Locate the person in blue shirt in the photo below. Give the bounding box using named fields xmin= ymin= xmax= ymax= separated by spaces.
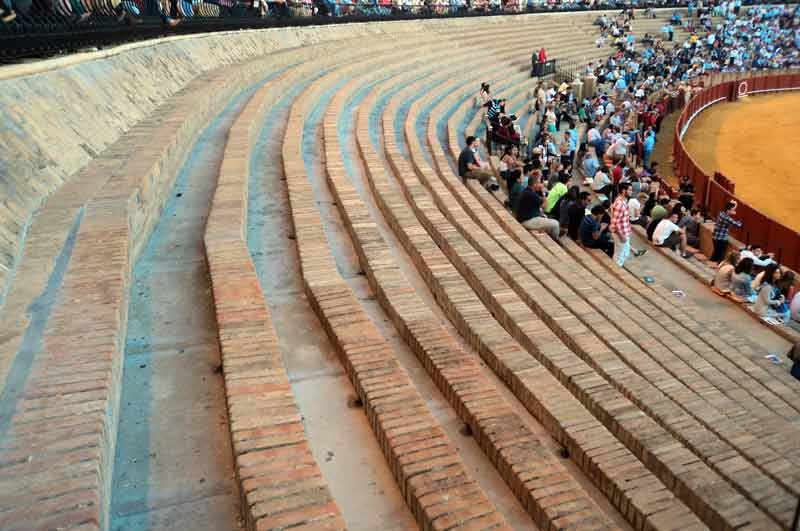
xmin=662 ymin=23 xmax=674 ymax=41
xmin=582 ymin=152 xmax=598 ymax=182
xmin=642 ymin=129 xmax=656 ymax=168
xmin=580 ymin=205 xmax=615 ymax=257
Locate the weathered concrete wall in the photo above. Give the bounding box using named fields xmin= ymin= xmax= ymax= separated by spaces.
xmin=0 ymin=13 xmax=555 ymax=300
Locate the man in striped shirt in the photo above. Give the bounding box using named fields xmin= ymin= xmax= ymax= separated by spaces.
xmin=710 ymin=201 xmax=743 ymax=263
xmin=611 ymin=183 xmax=646 ymax=266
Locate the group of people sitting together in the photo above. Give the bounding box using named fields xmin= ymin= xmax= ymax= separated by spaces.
xmin=455 ymin=0 xmax=800 ymax=325
xmin=712 ymin=241 xmax=799 ymax=324
xmin=703 ymin=201 xmax=799 ymax=324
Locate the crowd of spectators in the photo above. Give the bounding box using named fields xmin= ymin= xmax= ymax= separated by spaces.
xmin=459 ymin=2 xmax=800 ymax=344
xmin=0 ymin=0 xmax=683 ymax=25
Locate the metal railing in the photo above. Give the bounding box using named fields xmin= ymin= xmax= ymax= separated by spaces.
xmin=670 ymin=70 xmax=800 ymax=271
xmin=2 ymin=0 xmax=777 ymax=61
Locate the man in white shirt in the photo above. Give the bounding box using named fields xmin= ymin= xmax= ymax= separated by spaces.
xmin=592 ymin=168 xmax=612 ymax=194
xmin=653 ymin=212 xmax=693 ymax=258
xmin=628 ymin=192 xmax=648 ymax=227
xmin=608 ymin=136 xmax=629 ymax=161
xmin=739 ymin=245 xmax=776 ymax=267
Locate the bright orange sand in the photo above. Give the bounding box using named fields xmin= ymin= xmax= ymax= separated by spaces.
xmin=682 ymin=92 xmax=800 ymax=232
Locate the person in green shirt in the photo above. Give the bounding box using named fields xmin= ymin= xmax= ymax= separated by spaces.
xmin=649 ymin=196 xmax=671 ymax=223
xmin=544 ymin=172 xmax=569 ymax=215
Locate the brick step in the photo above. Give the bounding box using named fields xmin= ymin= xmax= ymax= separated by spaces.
xmin=280 ymin=59 xmax=512 ymax=531
xmin=425 ymin=66 xmax=800 ymax=515
xmin=358 ymin=69 xmax=705 ymax=530
xmin=323 ymin=63 xmax=618 ymax=530
xmin=0 ymin=55 xmax=289 ymax=531
xmin=630 ymin=225 xmax=800 ymax=346
xmin=382 ymin=64 xmax=778 ymax=528
xmin=425 ymin=78 xmax=800 ymax=497
xmin=536 ymin=232 xmax=800 ymax=434
xmin=575 ymin=239 xmax=800 ymax=409
xmin=206 ymin=62 xmax=347 ymax=531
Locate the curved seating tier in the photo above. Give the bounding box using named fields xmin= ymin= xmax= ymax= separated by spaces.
xmin=3 ymin=8 xmax=797 ymax=531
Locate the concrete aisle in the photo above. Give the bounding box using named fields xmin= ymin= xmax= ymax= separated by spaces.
xmin=108 ymin=84 xmax=264 ymax=531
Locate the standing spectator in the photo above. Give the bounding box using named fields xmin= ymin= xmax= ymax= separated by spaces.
xmin=581 ymin=205 xmax=615 ymax=257
xmin=611 ymin=183 xmax=646 ymax=267
xmin=516 ymin=177 xmax=560 ymax=241
xmin=661 ymin=22 xmax=674 ymax=41
xmin=710 ymin=201 xmax=743 ymax=263
xmin=642 ymin=129 xmax=655 ymax=168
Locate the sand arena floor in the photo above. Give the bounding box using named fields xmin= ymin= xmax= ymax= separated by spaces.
xmin=682 ymin=92 xmax=800 ymax=232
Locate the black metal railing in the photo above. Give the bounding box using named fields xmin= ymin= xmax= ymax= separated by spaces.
xmin=0 ymin=0 xmax=789 ymax=62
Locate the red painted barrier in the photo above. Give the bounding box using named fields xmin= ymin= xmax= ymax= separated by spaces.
xmin=669 ymin=71 xmax=800 ymax=270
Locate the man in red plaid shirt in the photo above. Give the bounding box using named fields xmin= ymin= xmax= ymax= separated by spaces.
xmin=611 ymin=183 xmax=646 ymax=266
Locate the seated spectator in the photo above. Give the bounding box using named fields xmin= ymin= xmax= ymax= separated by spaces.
xmin=497 ymin=116 xmax=521 ymax=145
xmin=731 ymin=257 xmax=757 ymax=302
xmin=677 ymin=208 xmax=702 ymax=248
xmin=754 ymin=267 xmax=789 ymax=320
xmin=791 ymin=290 xmax=800 ymax=324
xmin=629 ymin=191 xmax=648 ymax=227
xmin=653 ymin=212 xmax=693 ymax=258
xmin=712 ymin=251 xmax=739 ymax=294
xmin=739 ymin=245 xmax=776 ymax=268
xmin=568 ymin=191 xmax=591 ymax=241
xmin=516 ymin=176 xmax=560 ymax=241
xmin=458 ymin=136 xmax=495 ymax=190
xmin=580 ymin=205 xmax=614 ymax=257
xmin=592 ymin=167 xmax=612 ymax=196
xmin=581 ymin=151 xmax=599 ymax=183
xmin=790 ymin=343 xmax=800 ymax=381
xmin=499 ymin=145 xmax=523 ymax=191
xmin=645 ymin=197 xmax=669 ymax=241
xmin=752 ymin=262 xmax=780 ymax=294
xmin=508 ymin=168 xmax=524 ymax=214
xmin=642 ymin=192 xmax=657 ymax=218
xmin=558 ymin=185 xmax=580 ymax=235
xmin=678 ymin=175 xmax=695 ymax=211
xmin=650 ymin=196 xmax=670 ymax=222
xmin=545 ymin=172 xmax=569 ymax=217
